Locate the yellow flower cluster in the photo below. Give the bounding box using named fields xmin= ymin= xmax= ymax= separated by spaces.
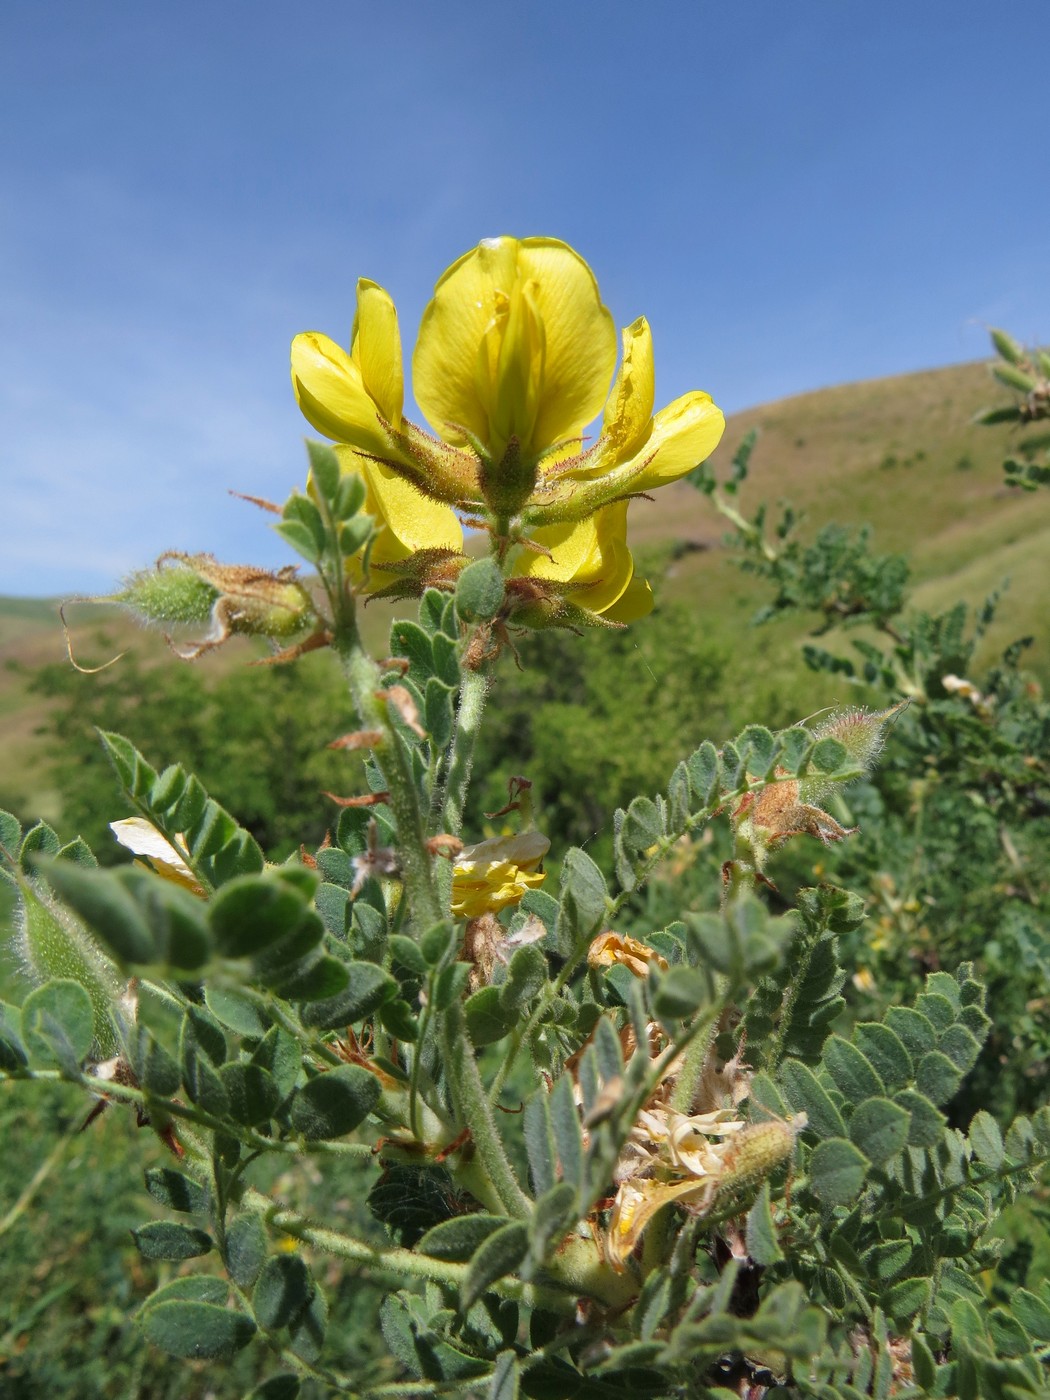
xmin=291 ymin=237 xmax=724 ymax=624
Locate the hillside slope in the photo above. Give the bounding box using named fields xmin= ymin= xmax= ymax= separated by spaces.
xmin=2 ymin=357 xmax=1046 ymax=821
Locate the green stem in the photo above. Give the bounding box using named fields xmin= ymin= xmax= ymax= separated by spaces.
xmin=244 ymin=1193 xmax=575 ymax=1313
xmin=332 ymin=617 xmax=442 ymax=932
xmin=440 ymin=663 xmax=491 ymax=838
xmin=440 ymin=1005 xmax=532 ymax=1219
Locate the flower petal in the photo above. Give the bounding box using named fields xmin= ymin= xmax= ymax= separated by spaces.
xmin=351 ymin=279 xmax=404 ymax=428
xmin=600 ymin=317 xmax=655 ymax=462
xmin=291 ymin=332 xmax=390 ymax=457
xmin=413 ymin=236 xmax=616 ymax=457
xmin=601 ymin=574 xmax=653 ymax=623
xmin=629 ymin=392 xmax=725 ymax=490
xmin=334 ymin=447 xmax=462 ymax=582
xmin=516 ymin=503 xmax=636 ymax=615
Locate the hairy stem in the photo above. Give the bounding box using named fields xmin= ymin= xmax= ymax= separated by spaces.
xmin=440 ymin=1004 xmax=532 ymax=1219
xmin=332 ymin=617 xmax=443 ymax=932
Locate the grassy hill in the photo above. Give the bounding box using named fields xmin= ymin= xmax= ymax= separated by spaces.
xmin=1 ymin=356 xmax=1046 ymax=827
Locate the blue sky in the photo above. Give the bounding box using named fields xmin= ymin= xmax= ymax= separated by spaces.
xmin=3 ymin=1 xmax=1048 ymax=596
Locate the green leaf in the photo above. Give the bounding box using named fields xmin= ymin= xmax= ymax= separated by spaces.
xmin=809 ymin=1137 xmax=869 ymax=1205
xmin=290 ymin=1064 xmax=381 ymax=1140
xmin=183 ymin=1005 xmax=227 ymax=1065
xmin=911 ymin=1334 xmax=937 ymax=1390
xmin=20 ymin=821 xmax=62 ymax=871
xmin=548 ymin=1074 xmax=584 ymax=1192
xmin=499 ymin=944 xmax=548 ymax=1014
xmin=915 ymin=1050 xmax=963 ymax=1107
xmin=823 ymin=1035 xmax=884 ymax=1101
xmin=0 ymin=1012 xmax=27 ymax=1071
xmin=937 ymin=1023 xmax=981 ymax=1074
xmin=99 ymin=730 xmax=157 ymax=798
xmin=141 ymin=1299 xmax=255 ymax=1360
xmin=779 ymin=1059 xmax=847 ymax=1139
xmin=465 ymin=986 xmax=518 ymax=1047
xmin=882 ymin=1275 xmax=930 ymax=1323
xmin=418 ymin=1214 xmax=513 ymax=1262
xmin=686 ymin=741 xmax=719 ymax=803
xmin=462 ymin=1222 xmax=529 ymax=1312
xmin=455 ymin=557 xmax=506 ymax=622
xmin=737 ymin=725 xmax=777 ymax=778
xmin=120 ymin=870 xmax=211 ymax=972
xmin=554 ymin=848 xmax=607 ymax=954
xmin=847 ymin=1097 xmax=910 ymax=1164
xmin=253 ymin=1253 xmax=314 ymax=1330
xmin=1012 ymin=1288 xmax=1050 ymax=1343
xmin=389 ymin=619 xmax=435 ymax=685
xmin=808 ymin=737 xmax=848 ymax=773
xmin=893 ymin=1088 xmax=946 ymax=1147
xmin=56 ymin=836 xmax=97 ymax=868
xmin=424 ymin=678 xmax=455 ymax=750
xmin=224 ymin=1213 xmax=268 ymax=1289
xmin=275 ymin=518 xmax=321 ymax=562
xmin=132 ymin=1221 xmax=213 ymax=1260
xmin=775 ymin=726 xmax=811 ymax=774
xmin=204 ymin=986 xmax=270 ymax=1038
xmin=274 ymin=954 xmax=349 ymax=1002
xmin=523 ymin=1097 xmax=557 ymax=1197
xmin=144 ymin=1276 xmax=229 ymax=1308
xmin=621 ymin=796 xmax=663 ymax=852
xmin=288 ymin=1280 xmax=327 ymax=1362
xmin=389 ymin=933 xmax=428 ymax=974
xmin=0 ymin=808 xmax=23 ymax=856
xmin=128 ymin=1024 xmax=181 ymax=1096
xmin=305 ymin=439 xmax=340 ymax=502
xmin=210 ymin=875 xmax=317 ymax=959
xmin=181 ymin=1043 xmax=230 ymax=1117
xmin=968 ymin=1110 xmax=1004 ymax=1169
xmin=914 ymin=992 xmax=955 ymax=1033
xmin=883 ymin=1006 xmax=937 ymax=1058
xmin=745 ymin=1181 xmax=784 ymax=1265
xmin=432 ymin=632 xmax=460 ymax=687
xmin=862 ymin=1239 xmax=912 ymax=1282
xmin=421 ymin=920 xmax=457 ymax=966
xmin=220 ymin=1062 xmax=281 ymax=1126
xmin=433 ymin=961 xmax=472 ymax=1011
xmin=21 ymin=979 xmax=95 ymax=1068
xmin=852 ymin=1023 xmax=913 ymax=1090
xmin=144 ymin=1167 xmax=209 ymax=1215
xmin=252 ymin=1025 xmax=301 ymax=1101
xmin=651 ymin=966 xmax=708 ymax=1020
xmin=300 ymin=959 xmax=396 ymax=1031
xmin=38 ymin=860 xmax=155 ymax=965
xmin=529 ymin=1183 xmax=579 ymax=1266
xmin=488 ymin=1351 xmax=520 ymax=1400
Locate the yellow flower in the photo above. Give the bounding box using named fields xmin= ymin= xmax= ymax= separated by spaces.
xmin=292 ymin=281 xmax=479 ymax=507
xmin=413 ymin=237 xmax=616 ymax=467
xmin=331 ymin=447 xmax=463 ymax=591
xmin=538 ymin=315 xmax=725 ymax=524
xmin=516 ymin=502 xmax=653 ymax=621
xmin=292 ymin=279 xmax=405 ymax=459
xmin=451 ymin=831 xmax=550 ymax=919
xmin=291 ymin=237 xmax=724 ymax=532
xmin=109 ymin=818 xmax=203 ymax=896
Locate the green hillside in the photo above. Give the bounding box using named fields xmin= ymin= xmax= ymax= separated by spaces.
xmin=1 ymin=356 xmax=1045 ymax=828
